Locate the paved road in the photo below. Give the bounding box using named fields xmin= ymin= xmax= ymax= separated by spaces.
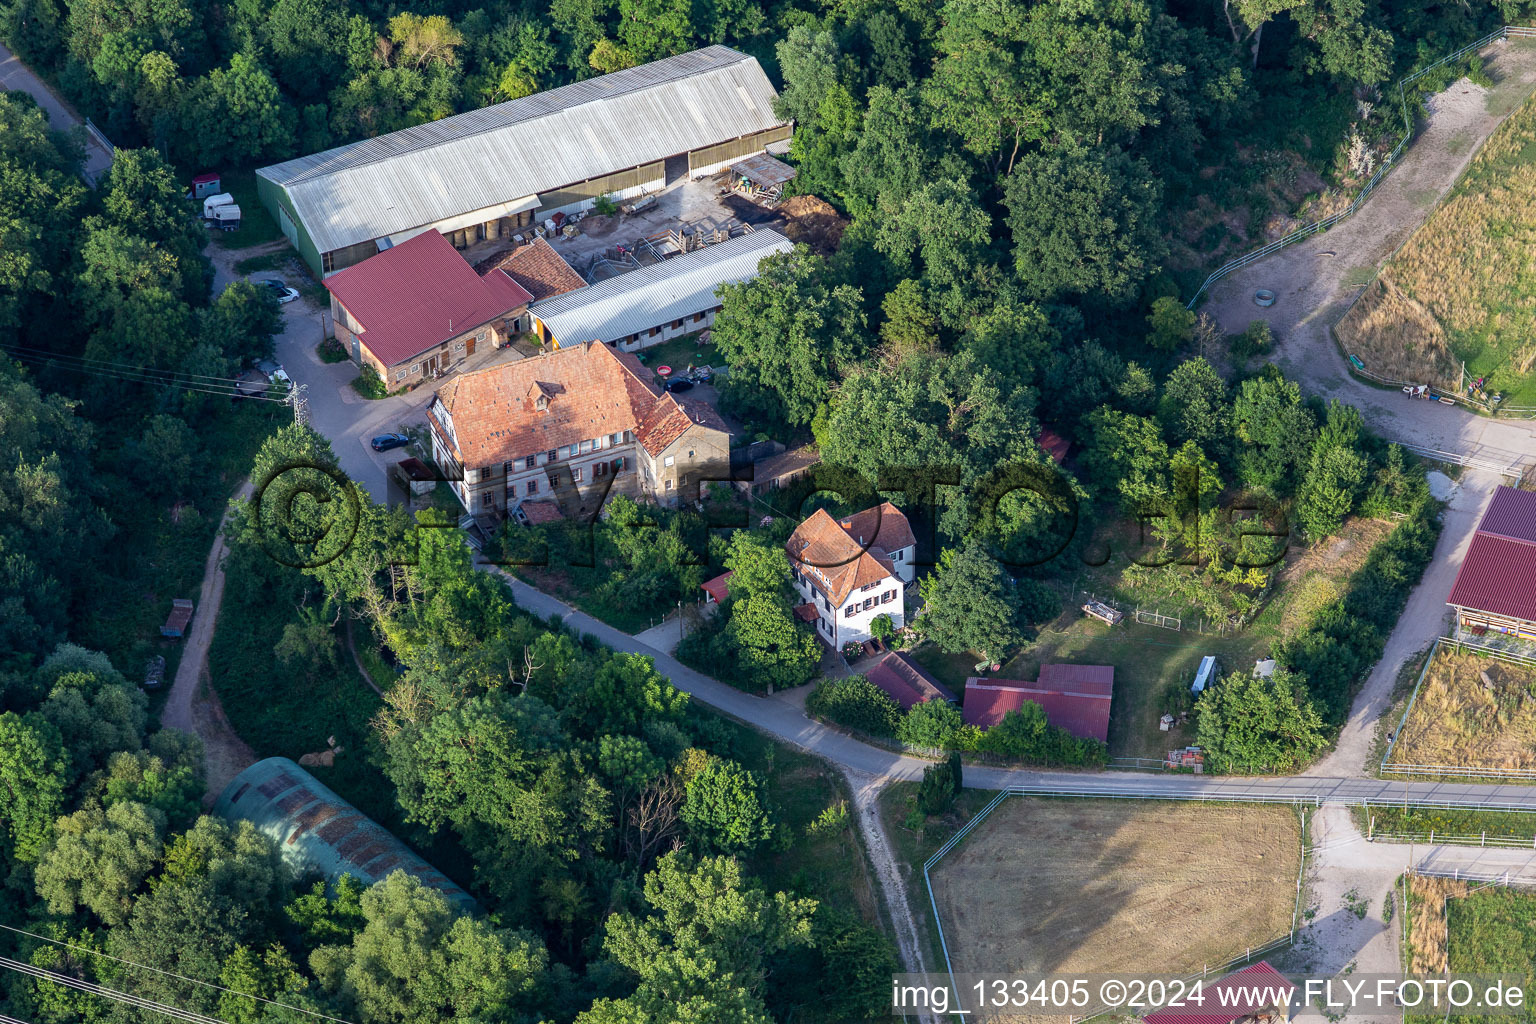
xmin=0 ymin=40 xmax=113 ymax=184
xmin=484 ymin=565 xmax=1536 ymax=809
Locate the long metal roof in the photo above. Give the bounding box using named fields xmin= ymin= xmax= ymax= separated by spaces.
xmin=213 ymin=757 xmax=477 ymax=912
xmin=258 ymin=46 xmax=786 ymax=255
xmin=531 ymin=230 xmax=792 ymax=344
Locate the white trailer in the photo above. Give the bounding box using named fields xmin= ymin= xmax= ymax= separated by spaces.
xmin=202 ymin=193 xmax=235 ymax=219
xmin=210 ymin=204 xmax=242 ymax=230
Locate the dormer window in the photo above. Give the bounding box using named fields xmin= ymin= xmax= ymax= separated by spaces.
xmin=535 ymin=395 xmax=548 ymax=411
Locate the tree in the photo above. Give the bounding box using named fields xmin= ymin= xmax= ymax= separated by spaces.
xmin=916 ymin=753 xmax=962 ymax=814
xmin=1146 ymin=296 xmax=1196 ymax=351
xmin=0 ymin=711 xmax=68 ymax=862
xmin=1195 ymin=670 xmax=1326 ymax=773
xmin=838 ymin=86 xmax=934 ymax=218
xmin=869 ymin=614 xmax=895 ymax=643
xmin=1158 ymin=357 xmax=1230 ymax=454
xmin=101 ymin=735 xmax=204 ymax=831
xmin=582 ymin=851 xmax=814 ymax=1024
xmin=711 ymin=245 xmax=866 ymax=427
xmin=721 ymin=530 xmax=793 ymax=604
xmin=680 ymin=758 xmax=773 ymax=852
xmin=1081 ymin=408 xmax=1171 ymax=515
xmin=566 ymin=652 xmax=689 ymax=738
xmin=1004 ymin=144 xmax=1164 ymax=302
xmin=206 ymin=54 xmax=297 ymax=165
xmin=1294 ymin=401 xmax=1368 ymax=538
xmin=773 ymin=26 xmax=839 ymax=132
xmin=727 ymin=592 xmax=822 ymax=693
xmin=896 ymin=698 xmax=968 ymax=750
xmin=0 ymin=94 xmax=88 ymax=334
xmin=805 ymin=676 xmax=903 ymax=736
xmin=616 ymin=0 xmax=692 ymax=63
xmin=1232 ymin=370 xmax=1316 ymax=495
xmin=875 ymin=178 xmax=997 ymax=326
xmin=917 ymin=543 xmax=1023 ymax=660
xmin=39 ymin=669 xmax=148 ymax=787
xmin=35 ymin=800 xmax=165 ymax=926
xmin=312 ymin=871 xmax=547 ymax=1024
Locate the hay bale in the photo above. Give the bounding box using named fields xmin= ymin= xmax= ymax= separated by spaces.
xmin=1335 ymin=276 xmax=1459 ymax=386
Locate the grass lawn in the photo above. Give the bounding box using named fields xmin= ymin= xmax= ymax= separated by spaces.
xmin=1387 ymin=646 xmax=1536 ymax=773
xmin=927 ymin=797 xmax=1302 ymax=978
xmin=628 ymin=331 xmax=716 ymax=379
xmin=206 ymin=167 xmax=285 ymax=250
xmin=1408 ymin=884 xmax=1536 ymax=1024
xmin=1336 ymin=82 xmax=1536 ymax=407
xmin=1361 ymin=804 xmax=1536 ymax=840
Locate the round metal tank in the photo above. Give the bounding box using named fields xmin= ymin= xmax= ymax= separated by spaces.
xmin=213 ymin=757 xmax=476 ymax=913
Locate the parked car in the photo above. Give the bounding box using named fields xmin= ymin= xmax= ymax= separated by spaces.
xmin=665 ymin=379 xmax=694 ymax=393
xmin=371 ymin=432 xmax=411 ymax=452
xmin=256 ymin=279 xmax=301 ymax=304
xmin=256 ymin=359 xmax=291 ymax=385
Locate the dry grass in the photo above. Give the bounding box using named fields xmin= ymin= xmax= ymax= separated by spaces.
xmin=1276 ymin=518 xmax=1395 ymax=634
xmin=929 ymin=799 xmax=1302 ymax=980
xmin=1335 ymin=277 xmax=1459 ymax=385
xmin=1407 ymin=874 xmax=1468 ymax=973
xmin=1391 ymin=649 xmax=1536 ymax=769
xmin=1338 ymin=93 xmax=1536 ymax=402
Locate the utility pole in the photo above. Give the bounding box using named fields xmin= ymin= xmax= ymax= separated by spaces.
xmin=291 ymin=382 xmax=310 ymax=426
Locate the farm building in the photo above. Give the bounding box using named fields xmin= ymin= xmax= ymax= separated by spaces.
xmin=479 ymin=236 xmax=587 ymax=302
xmin=323 ymin=230 xmax=534 ymax=389
xmin=864 ymin=651 xmax=957 ymax=709
xmin=787 ymin=502 xmax=916 ymax=649
xmin=213 ymin=757 xmax=476 ymax=912
xmin=1446 ymin=485 xmax=1536 ymax=643
xmin=962 ymin=664 xmax=1115 ymax=742
xmin=701 ymin=571 xmax=732 ymax=605
xmin=256 ymin=46 xmax=791 ymax=278
xmin=528 ymin=230 xmax=792 ymax=350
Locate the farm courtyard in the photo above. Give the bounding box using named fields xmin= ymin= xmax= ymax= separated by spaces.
xmin=1387 ymin=646 xmax=1536 ymax=774
xmin=927 ymin=799 xmax=1303 ymax=981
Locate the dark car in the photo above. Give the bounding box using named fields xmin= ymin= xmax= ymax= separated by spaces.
xmin=371 ymin=432 xmax=411 ymax=452
xmin=665 ymin=379 xmax=694 ymax=393
xmin=255 ymin=279 xmax=301 ymax=304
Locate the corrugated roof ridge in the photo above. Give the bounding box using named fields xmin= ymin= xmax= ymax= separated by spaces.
xmin=262 ymin=46 xmax=749 ymax=186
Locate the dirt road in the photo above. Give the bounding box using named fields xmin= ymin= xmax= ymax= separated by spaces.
xmin=160 ymin=483 xmax=257 ymax=803
xmin=1204 ymin=37 xmax=1536 ymax=467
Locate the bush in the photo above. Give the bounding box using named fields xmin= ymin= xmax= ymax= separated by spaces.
xmin=869 ymin=614 xmax=895 ymax=642
xmin=351 ymin=364 xmax=388 ymax=399
xmin=1230 ymin=320 xmax=1273 ymax=361
xmin=593 ymin=193 xmax=619 ymax=216
xmin=972 ymin=704 xmax=1108 ymax=766
xmin=680 ymin=757 xmax=774 ymax=852
xmin=805 ymin=676 xmax=903 ymax=737
xmin=317 ymin=336 xmax=349 ymax=363
xmin=896 ymin=699 xmax=968 ymax=749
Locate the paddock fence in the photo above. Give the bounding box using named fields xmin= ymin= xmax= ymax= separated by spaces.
xmin=1187 ymin=26 xmax=1518 ymax=309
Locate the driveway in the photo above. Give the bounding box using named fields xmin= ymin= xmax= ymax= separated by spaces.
xmin=0 ymin=41 xmax=113 ymax=184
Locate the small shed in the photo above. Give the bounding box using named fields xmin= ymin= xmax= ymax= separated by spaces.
xmin=1252 ymin=658 xmax=1277 ymax=679
xmin=728 ymin=153 xmax=797 ymax=205
xmin=701 ymin=571 xmax=733 ymax=605
xmin=1082 ymin=599 xmax=1123 ymax=626
xmin=160 ymin=598 xmax=194 ymax=638
xmin=393 ymin=457 xmax=437 ymax=496
xmin=1190 ymin=654 xmax=1217 ymax=695
xmin=191 ymin=172 xmax=221 ymax=199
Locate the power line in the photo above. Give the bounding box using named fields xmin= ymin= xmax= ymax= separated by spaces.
xmin=0 ymin=340 xmax=265 ymax=386
xmin=0 ymin=925 xmax=354 ymax=1024
xmin=0 ymin=344 xmax=290 ymax=403
xmin=0 ymin=955 xmax=223 ymax=1024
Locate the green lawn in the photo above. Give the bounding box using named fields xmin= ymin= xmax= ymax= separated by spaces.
xmin=629 ymin=331 xmax=716 ymax=379
xmin=1419 ymin=887 xmax=1536 ymax=1024
xmin=205 ymin=167 xmax=285 ymax=249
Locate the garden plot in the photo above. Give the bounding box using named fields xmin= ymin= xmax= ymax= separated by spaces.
xmin=927 ymin=798 xmax=1302 ymax=982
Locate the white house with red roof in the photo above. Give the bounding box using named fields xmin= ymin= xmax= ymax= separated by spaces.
xmin=324 ymin=230 xmax=534 ymax=389
xmin=1447 ymin=485 xmax=1536 ymax=643
xmin=786 ymin=502 xmax=916 ymax=648
xmin=427 ymin=340 xmax=730 ymax=515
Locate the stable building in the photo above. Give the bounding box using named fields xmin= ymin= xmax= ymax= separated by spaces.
xmin=1446 ymin=484 xmax=1536 ymax=643
xmin=256 ymin=46 xmax=791 ymax=278
xmin=962 ymin=664 xmax=1115 ymax=743
xmin=323 ymin=230 xmax=533 ymax=389
xmin=427 ymin=340 xmax=731 ymax=515
xmin=529 ymin=230 xmax=792 ymax=351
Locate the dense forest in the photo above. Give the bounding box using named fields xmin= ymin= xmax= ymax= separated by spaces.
xmin=0 ymin=0 xmax=1505 ymax=1018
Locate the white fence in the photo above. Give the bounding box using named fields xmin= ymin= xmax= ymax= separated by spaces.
xmin=1389 ymin=441 xmax=1526 ymax=481
xmin=1187 ymin=27 xmax=1513 ymax=308
xmin=1371 ymin=830 xmax=1536 ymax=848
xmin=1135 ymin=608 xmax=1182 ymax=631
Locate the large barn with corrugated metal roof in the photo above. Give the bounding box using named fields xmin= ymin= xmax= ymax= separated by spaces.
xmin=1446 ymin=484 xmax=1536 ymax=643
xmin=256 ymin=45 xmax=791 ymax=278
xmin=214 ymin=757 xmax=477 ymax=913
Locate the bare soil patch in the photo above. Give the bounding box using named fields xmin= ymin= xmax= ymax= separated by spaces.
xmin=928 ymin=799 xmax=1302 ymax=980
xmin=1389 ymin=648 xmax=1536 ymax=770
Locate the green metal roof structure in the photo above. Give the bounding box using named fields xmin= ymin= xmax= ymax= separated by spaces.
xmin=213 ymin=757 xmax=476 ymax=912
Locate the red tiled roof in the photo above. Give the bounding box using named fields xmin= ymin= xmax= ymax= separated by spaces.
xmin=485 ymin=237 xmax=587 ymax=301
xmin=517 ymin=499 xmax=563 ymax=524
xmin=324 ymin=231 xmax=533 ymax=368
xmin=1142 ymin=962 xmax=1294 ymax=1024
xmin=786 ymin=505 xmax=907 ymax=605
xmin=430 ymin=341 xmax=727 ymax=468
xmin=864 ymin=652 xmax=957 ymax=709
xmin=962 ymin=665 xmax=1115 ymax=742
xmin=1039 ymin=428 xmax=1070 ymax=464
xmin=633 ymin=395 xmax=731 ymax=458
xmin=1447 ymin=486 xmax=1536 ymax=624
xmin=701 ymin=571 xmax=732 ymax=603
xmin=792 ymin=602 xmax=819 ymax=623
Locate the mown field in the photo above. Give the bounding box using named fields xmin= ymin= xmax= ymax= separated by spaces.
xmin=1337 ymin=90 xmax=1536 ymax=407
xmin=1408 ymin=876 xmax=1536 ymax=1024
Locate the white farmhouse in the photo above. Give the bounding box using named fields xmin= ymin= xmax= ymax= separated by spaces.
xmin=785 ymin=502 xmax=916 ymax=649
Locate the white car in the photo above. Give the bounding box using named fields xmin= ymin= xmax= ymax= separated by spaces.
xmin=256 ymin=279 xmax=301 ymax=304
xmin=257 ymin=360 xmax=291 ymax=385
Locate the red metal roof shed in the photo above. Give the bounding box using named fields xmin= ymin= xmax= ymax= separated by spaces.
xmin=1446 ymin=486 xmax=1536 ymax=624
xmin=864 ymin=652 xmax=958 ymax=709
xmin=701 ymin=571 xmax=733 ymax=604
xmin=1141 ymin=962 xmax=1294 ymax=1024
xmin=962 ymin=664 xmax=1114 ymax=742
